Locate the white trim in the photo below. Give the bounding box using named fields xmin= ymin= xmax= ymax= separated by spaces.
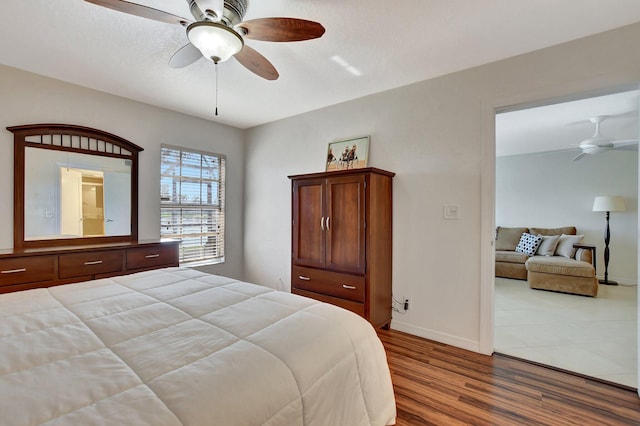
xmin=391 ymin=320 xmax=480 ymax=353
xmin=479 ymin=101 xmax=496 ymax=356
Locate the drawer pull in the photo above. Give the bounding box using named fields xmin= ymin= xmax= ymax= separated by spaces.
xmin=1 ymin=268 xmax=26 ymax=274
xmin=83 ymin=260 xmax=103 ymax=266
xmin=298 ymin=275 xmax=311 ymax=281
xmin=145 ymin=254 xmax=160 ymax=259
xmin=342 ymin=284 xmax=357 ymax=290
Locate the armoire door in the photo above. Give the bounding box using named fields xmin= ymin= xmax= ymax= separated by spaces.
xmin=292 ymin=178 xmax=326 ymax=269
xmin=325 ymin=174 xmax=366 ymax=274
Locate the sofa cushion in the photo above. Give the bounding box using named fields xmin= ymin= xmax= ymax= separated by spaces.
xmin=496 ymin=261 xmax=528 ymax=280
xmin=495 ymin=250 xmax=529 ymax=264
xmin=555 ymin=234 xmax=584 ymax=258
xmin=515 ymin=233 xmax=542 ymax=256
xmin=529 ymin=226 xmax=576 ymax=236
xmin=528 ymin=270 xmax=598 ymax=297
xmin=526 ymin=256 xmax=595 ymax=278
xmin=536 ymin=234 xmax=560 ymax=256
xmin=495 ymin=227 xmax=529 ymax=251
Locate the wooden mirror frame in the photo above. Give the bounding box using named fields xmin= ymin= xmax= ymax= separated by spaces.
xmin=8 ymin=124 xmax=142 ymax=250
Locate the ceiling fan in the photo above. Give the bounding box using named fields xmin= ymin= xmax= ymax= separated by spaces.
xmin=84 ymin=0 xmax=326 ymax=81
xmin=572 ymin=115 xmax=638 ymax=161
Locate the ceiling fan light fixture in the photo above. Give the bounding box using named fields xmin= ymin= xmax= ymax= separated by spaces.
xmin=187 ymin=21 xmax=244 ymax=63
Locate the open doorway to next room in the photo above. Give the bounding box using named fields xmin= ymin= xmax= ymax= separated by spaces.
xmin=494 ymin=89 xmax=638 ymax=389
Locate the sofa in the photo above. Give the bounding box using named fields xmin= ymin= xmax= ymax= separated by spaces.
xmin=495 ymin=226 xmax=598 ymax=297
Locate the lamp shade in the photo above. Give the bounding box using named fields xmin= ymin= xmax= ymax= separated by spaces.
xmin=187 ymin=21 xmax=244 ymax=64
xmin=592 ymin=196 xmax=626 ymax=212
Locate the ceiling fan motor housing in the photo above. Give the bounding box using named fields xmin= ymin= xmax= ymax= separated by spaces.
xmin=189 ymin=0 xmax=247 ymax=26
xmin=223 ymin=0 xmax=247 ymax=26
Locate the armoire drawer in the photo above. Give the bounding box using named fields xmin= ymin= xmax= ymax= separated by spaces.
xmin=292 ymin=288 xmax=365 ymax=317
xmin=0 ymin=256 xmax=56 ymax=286
xmin=292 ymin=266 xmax=365 ymax=303
xmin=127 ymin=244 xmax=179 ymax=270
xmin=59 ymin=250 xmax=124 ymax=279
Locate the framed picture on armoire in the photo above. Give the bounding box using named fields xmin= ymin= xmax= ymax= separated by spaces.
xmin=326 ymin=136 xmax=369 ymax=171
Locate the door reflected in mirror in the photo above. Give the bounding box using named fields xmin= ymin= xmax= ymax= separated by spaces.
xmin=25 ymin=147 xmax=132 ymax=241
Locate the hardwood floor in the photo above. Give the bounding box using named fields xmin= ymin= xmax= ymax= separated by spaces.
xmin=378 ymin=329 xmax=640 ymax=425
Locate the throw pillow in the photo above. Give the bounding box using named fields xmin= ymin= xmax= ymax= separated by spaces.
xmin=495 ymin=227 xmax=529 ymax=251
xmin=555 ymin=234 xmax=584 ymax=258
xmin=536 ymin=234 xmax=560 ymax=256
xmin=515 ymin=233 xmax=542 ymax=257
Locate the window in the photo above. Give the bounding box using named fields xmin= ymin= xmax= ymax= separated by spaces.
xmin=160 ymin=145 xmax=225 ymax=265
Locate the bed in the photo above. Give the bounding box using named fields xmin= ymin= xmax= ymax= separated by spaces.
xmin=0 ymin=267 xmax=396 ymax=425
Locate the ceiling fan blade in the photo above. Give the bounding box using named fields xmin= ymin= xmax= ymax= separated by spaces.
xmin=612 ymin=140 xmax=639 ymax=151
xmin=615 ymin=145 xmax=639 ymax=151
xmin=169 ymin=43 xmax=202 ymax=68
xmin=85 ymin=0 xmax=191 ymax=25
xmin=234 ymin=45 xmax=279 ymax=80
xmin=238 ymin=18 xmax=325 ymax=42
xmin=573 ymin=152 xmax=588 ymax=161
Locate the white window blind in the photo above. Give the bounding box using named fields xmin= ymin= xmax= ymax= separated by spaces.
xmin=160 ymin=145 xmax=225 ymax=265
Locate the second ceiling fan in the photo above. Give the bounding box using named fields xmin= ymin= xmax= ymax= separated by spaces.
xmin=573 ymin=115 xmax=638 ymax=161
xmin=85 ymin=0 xmax=326 ymax=80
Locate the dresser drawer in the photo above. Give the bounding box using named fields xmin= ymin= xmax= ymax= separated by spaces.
xmin=127 ymin=244 xmax=178 ymax=270
xmin=293 ymin=288 xmax=365 ymax=317
xmin=292 ymin=266 xmax=365 ymax=303
xmin=59 ymin=250 xmax=124 ymax=279
xmin=0 ymin=256 xmax=56 ymax=286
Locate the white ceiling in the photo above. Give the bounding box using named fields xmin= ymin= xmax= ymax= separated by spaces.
xmin=496 ymin=90 xmax=639 ymax=157
xmin=2 ymin=1 xmax=640 ymax=129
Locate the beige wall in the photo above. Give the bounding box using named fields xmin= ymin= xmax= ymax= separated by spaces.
xmin=244 ymin=23 xmax=640 ymax=352
xmin=0 ymin=65 xmax=245 ymax=279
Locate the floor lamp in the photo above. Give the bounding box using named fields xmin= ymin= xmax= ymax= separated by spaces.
xmin=592 ymin=196 xmax=626 ymax=285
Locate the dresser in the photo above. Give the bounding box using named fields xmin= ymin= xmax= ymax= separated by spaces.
xmin=0 ymin=240 xmax=179 ymax=293
xmin=289 ymin=168 xmax=394 ymax=328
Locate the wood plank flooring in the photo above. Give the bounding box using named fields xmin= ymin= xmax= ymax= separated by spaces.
xmin=378 ymin=329 xmax=640 ymax=425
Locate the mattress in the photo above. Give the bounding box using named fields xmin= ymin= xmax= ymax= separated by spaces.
xmin=0 ymin=267 xmax=396 ymax=425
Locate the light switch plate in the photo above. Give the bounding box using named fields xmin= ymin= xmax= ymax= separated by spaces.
xmin=443 ymin=205 xmax=459 ymax=220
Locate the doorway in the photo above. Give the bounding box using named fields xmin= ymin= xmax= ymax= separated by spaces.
xmin=60 ymin=167 xmax=106 ymax=237
xmin=493 ymin=89 xmax=639 ymax=388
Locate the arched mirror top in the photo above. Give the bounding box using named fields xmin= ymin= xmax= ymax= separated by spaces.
xmin=8 ymin=124 xmax=143 ymax=250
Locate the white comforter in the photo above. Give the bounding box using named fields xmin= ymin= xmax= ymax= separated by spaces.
xmin=0 ymin=267 xmax=396 ymax=425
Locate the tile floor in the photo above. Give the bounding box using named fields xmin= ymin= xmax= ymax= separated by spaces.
xmin=494 ymin=277 xmax=637 ymax=388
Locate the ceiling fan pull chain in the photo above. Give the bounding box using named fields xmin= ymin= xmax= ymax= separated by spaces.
xmin=215 ymin=61 xmax=219 ymax=116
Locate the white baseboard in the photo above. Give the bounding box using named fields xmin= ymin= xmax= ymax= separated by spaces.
xmin=390 ymin=319 xmax=482 ymax=354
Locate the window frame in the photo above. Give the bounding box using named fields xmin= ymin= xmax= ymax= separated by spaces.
xmin=160 ymin=144 xmax=226 ymax=266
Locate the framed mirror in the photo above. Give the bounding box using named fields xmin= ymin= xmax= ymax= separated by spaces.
xmin=8 ymin=124 xmax=142 ymax=249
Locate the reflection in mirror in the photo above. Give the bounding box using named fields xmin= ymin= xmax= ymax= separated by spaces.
xmin=8 ymin=123 xmax=142 ymax=249
xmin=25 ymin=147 xmax=131 ymax=241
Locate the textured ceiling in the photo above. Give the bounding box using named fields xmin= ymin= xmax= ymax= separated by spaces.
xmin=2 ymin=1 xmax=640 ymax=129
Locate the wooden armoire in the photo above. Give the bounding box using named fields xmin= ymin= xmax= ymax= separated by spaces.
xmin=289 ymin=167 xmax=394 ymax=328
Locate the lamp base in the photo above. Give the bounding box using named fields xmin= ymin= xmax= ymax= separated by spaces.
xmin=598 ymin=279 xmax=618 ymax=286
